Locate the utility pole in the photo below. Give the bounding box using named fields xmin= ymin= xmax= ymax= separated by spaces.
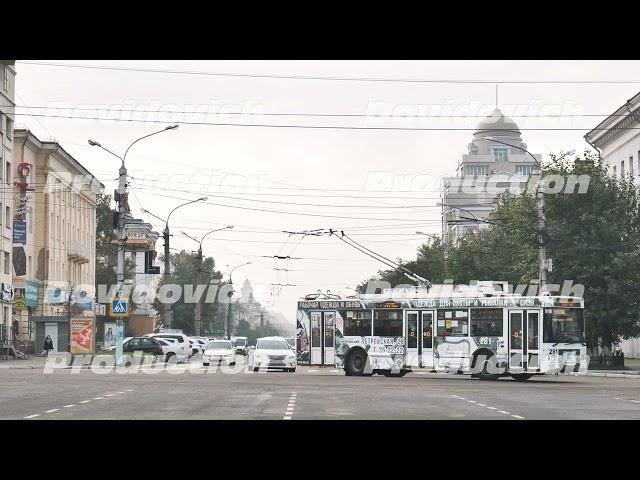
xmin=181 ymin=226 xmax=233 ymax=336
xmin=226 ymin=281 xmax=233 ymax=340
xmin=194 ymin=246 xmax=203 ymax=335
xmin=88 ymin=124 xmax=179 ymax=365
xmin=163 ymin=226 xmax=172 ymax=329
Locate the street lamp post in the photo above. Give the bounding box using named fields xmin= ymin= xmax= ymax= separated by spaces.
xmin=89 ymin=125 xmax=178 ymax=365
xmin=224 ymin=262 xmax=251 ymax=340
xmin=142 ymin=197 xmax=208 ymax=330
xmin=182 ymin=226 xmax=233 ymax=335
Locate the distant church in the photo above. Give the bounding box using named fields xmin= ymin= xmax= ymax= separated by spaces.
xmin=441 ymin=108 xmax=541 ymax=242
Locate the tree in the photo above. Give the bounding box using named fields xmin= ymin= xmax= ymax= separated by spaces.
xmin=152 ymin=250 xmax=226 ymax=335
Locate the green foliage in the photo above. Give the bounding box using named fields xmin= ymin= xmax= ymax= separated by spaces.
xmin=152 ymin=250 xmax=225 ymax=335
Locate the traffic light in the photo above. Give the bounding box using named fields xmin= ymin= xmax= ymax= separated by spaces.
xmin=145 ymin=251 xmax=160 ymax=274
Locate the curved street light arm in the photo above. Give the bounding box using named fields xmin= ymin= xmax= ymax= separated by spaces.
xmin=166 ymin=197 xmax=207 ymax=228
xmin=122 ymin=125 xmax=178 ymax=165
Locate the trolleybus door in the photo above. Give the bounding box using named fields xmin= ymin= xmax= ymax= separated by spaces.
xmin=526 ymin=310 xmax=540 ymax=371
xmin=406 ymin=311 xmax=419 ymax=368
xmin=323 ymin=312 xmax=335 ymax=365
xmin=310 ymin=312 xmax=322 ymax=365
xmin=509 ymin=310 xmax=525 ymax=371
xmin=421 ymin=311 xmax=434 ymax=368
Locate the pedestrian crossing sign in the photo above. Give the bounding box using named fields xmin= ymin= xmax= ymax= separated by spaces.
xmin=110 ymin=298 xmax=129 ymax=317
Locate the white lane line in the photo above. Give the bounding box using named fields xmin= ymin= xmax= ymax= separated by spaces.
xmin=512 ymin=415 xmax=525 ymax=419
xmin=79 ymin=400 xmax=90 ymax=404
xmin=24 ymin=414 xmax=40 ymax=419
xmin=283 ymin=390 xmax=297 ymax=420
xmin=477 ymin=403 xmax=486 ymax=407
xmin=104 ymin=394 xmax=115 ymax=397
xmin=468 ymin=400 xmax=477 ymax=404
xmin=116 ymin=391 xmax=125 ymax=395
xmin=63 ymin=404 xmax=75 ymax=408
xmin=45 ymin=409 xmax=59 ymax=413
xmin=92 ymin=397 xmax=104 ymax=400
xmin=487 ymin=407 xmax=497 ymax=410
xmin=630 ymin=400 xmax=640 ymax=403
xmin=284 ymin=416 xmax=292 ymax=420
xmin=498 ymin=410 xmax=511 ymax=415
xmin=458 ymin=397 xmax=466 ymax=400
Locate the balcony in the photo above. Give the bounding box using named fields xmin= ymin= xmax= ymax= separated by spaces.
xmin=67 ymin=242 xmax=90 ymax=264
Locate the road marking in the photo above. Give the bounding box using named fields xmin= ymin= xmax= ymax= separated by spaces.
xmin=631 ymin=400 xmax=640 ymax=403
xmin=104 ymin=394 xmax=115 ymax=397
xmin=498 ymin=410 xmax=511 ymax=415
xmin=284 ymin=416 xmax=292 ymax=420
xmin=63 ymin=404 xmax=75 ymax=408
xmin=92 ymin=397 xmax=104 ymax=400
xmin=512 ymin=415 xmax=525 ymax=419
xmin=487 ymin=407 xmax=497 ymax=410
xmin=24 ymin=414 xmax=40 ymax=419
xmin=45 ymin=409 xmax=59 ymax=413
xmin=477 ymin=403 xmax=486 ymax=407
xmin=284 ymin=391 xmax=297 ymax=420
xmin=468 ymin=400 xmax=476 ymax=403
xmin=116 ymin=392 xmax=125 ymax=395
xmin=79 ymin=400 xmax=90 ymax=404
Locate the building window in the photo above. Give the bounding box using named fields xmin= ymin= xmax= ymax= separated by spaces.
xmin=4 ymin=251 xmax=9 ymax=274
xmin=28 ymin=255 xmax=32 ymax=276
xmin=4 ymin=161 xmax=9 ymax=185
xmin=613 ymin=165 xmax=617 ymax=178
xmin=5 ymin=206 xmax=9 ymax=229
xmin=621 ymin=160 xmax=625 ymax=177
xmin=3 ymin=66 xmax=8 ymax=92
xmin=515 ymin=165 xmax=533 ymax=176
xmin=470 ymin=309 xmax=504 ymax=336
xmin=465 ymin=165 xmax=489 ymax=176
xmin=631 ymin=156 xmax=634 ymax=176
xmin=493 ymin=148 xmax=509 ymax=162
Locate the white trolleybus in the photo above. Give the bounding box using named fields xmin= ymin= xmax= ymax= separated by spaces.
xmin=296 ymin=285 xmax=587 ymax=380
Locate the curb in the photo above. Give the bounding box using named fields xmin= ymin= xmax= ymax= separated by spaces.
xmin=586 ymin=372 xmax=640 ymax=378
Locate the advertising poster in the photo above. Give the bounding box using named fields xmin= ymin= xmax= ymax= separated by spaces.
xmin=70 ymin=317 xmax=94 ymax=354
xmin=104 ymin=322 xmax=116 ymax=348
xmin=296 ymin=312 xmax=310 ymax=365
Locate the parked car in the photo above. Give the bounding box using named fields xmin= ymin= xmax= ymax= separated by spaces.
xmin=231 ymin=336 xmax=249 ymax=356
xmin=188 ymin=337 xmax=208 ymax=356
xmin=202 ymin=340 xmax=237 ymax=367
xmin=249 ymin=336 xmax=297 ymax=372
xmin=118 ymin=337 xmax=164 ymax=356
xmin=155 ymin=337 xmax=190 ymax=363
xmin=145 ymin=333 xmax=192 ymax=360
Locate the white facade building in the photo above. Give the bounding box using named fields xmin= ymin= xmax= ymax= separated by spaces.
xmin=585 ymin=90 xmax=640 ymax=358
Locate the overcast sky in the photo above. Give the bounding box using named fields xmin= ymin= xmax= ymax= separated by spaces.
xmin=12 ymin=60 xmax=640 ymax=324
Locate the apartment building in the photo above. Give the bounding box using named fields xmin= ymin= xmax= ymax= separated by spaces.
xmin=13 ymin=128 xmax=104 ymax=351
xmin=0 ymin=61 xmax=16 ymax=346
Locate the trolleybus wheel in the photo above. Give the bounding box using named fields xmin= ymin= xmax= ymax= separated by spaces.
xmin=345 ymin=350 xmax=367 ymax=376
xmin=511 ymin=373 xmax=533 ymax=381
xmin=477 ymin=355 xmax=500 ymax=381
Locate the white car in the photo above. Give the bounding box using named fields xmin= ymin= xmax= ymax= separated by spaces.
xmin=145 ymin=333 xmax=192 ymax=360
xmin=250 ymin=336 xmax=297 ymax=372
xmin=155 ymin=337 xmax=190 ymax=363
xmin=188 ymin=337 xmax=208 ymax=356
xmin=202 ymin=340 xmax=237 ymax=367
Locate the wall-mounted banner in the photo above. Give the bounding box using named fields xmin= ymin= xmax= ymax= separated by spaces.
xmin=25 ymin=281 xmax=39 ymax=308
xmin=12 ymin=221 xmax=26 ymax=244
xmin=104 ymin=322 xmax=116 ymax=348
xmin=70 ymin=317 xmax=94 ymax=354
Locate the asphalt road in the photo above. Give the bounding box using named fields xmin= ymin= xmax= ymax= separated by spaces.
xmin=2 ymin=362 xmax=640 ymax=420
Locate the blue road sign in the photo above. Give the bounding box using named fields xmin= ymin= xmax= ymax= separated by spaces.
xmin=110 ymin=299 xmax=129 ymax=317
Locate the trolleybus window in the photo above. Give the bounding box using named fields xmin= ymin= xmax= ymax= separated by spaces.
xmin=373 ymin=309 xmax=403 ymax=337
xmin=342 ymin=310 xmax=372 ymax=336
xmin=437 ymin=309 xmax=468 ymax=337
xmin=311 ymin=312 xmax=321 ymax=347
xmin=470 ymin=308 xmax=503 ymax=336
xmin=543 ymin=308 xmax=585 ymax=344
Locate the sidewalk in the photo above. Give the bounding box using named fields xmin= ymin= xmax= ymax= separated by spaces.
xmin=0 ymin=355 xmax=48 ymax=369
